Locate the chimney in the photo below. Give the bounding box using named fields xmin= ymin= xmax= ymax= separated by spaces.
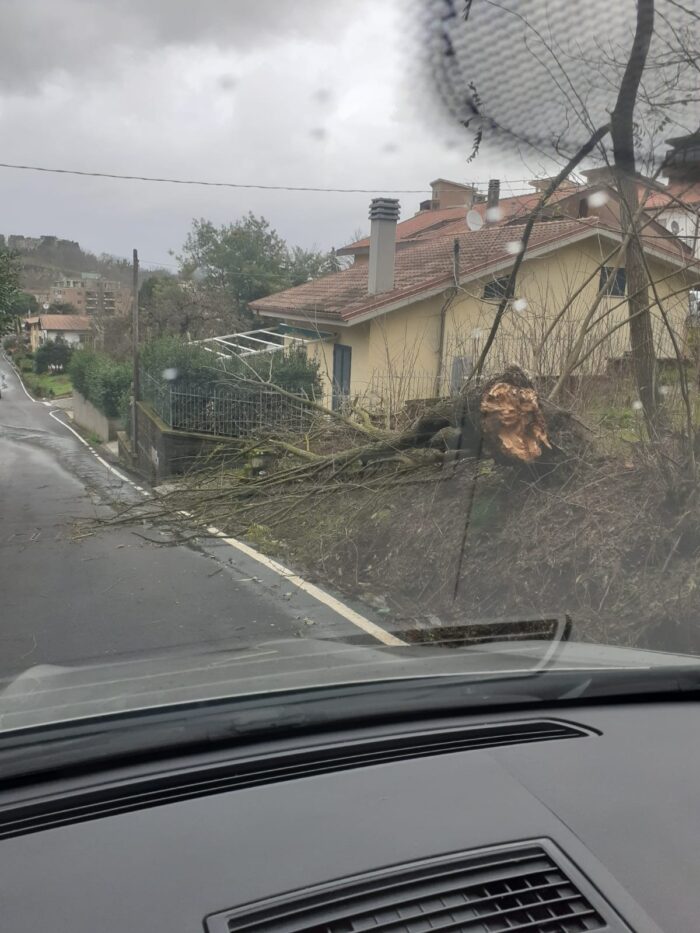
xmin=487 ymin=178 xmax=500 ymax=209
xmin=367 ymin=198 xmax=400 ymax=294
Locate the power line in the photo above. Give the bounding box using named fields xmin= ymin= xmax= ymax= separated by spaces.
xmin=0 ymin=161 xmax=430 ymax=194
xmin=0 ymin=159 xmax=541 ymax=194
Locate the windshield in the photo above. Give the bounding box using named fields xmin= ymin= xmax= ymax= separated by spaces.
xmin=2 ymin=0 xmax=700 ymax=735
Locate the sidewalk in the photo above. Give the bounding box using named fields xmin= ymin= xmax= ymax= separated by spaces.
xmin=51 ymin=396 xmax=74 ymax=413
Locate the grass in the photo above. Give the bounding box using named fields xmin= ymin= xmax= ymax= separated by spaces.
xmin=22 ymin=371 xmax=73 ymax=399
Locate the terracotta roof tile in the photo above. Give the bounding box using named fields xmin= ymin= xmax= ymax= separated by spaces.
xmin=338 ymin=205 xmax=469 ymax=254
xmin=643 ymin=182 xmax=700 ymax=209
xmin=252 ymin=220 xmax=587 ymax=323
xmin=37 ymin=314 xmax=92 ymax=331
xmin=252 ymin=218 xmax=694 ymax=326
xmin=339 ymin=188 xmax=594 ymax=256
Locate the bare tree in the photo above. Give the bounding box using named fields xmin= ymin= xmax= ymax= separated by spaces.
xmin=610 ymin=0 xmax=659 ymax=425
xmin=418 ymin=0 xmax=699 ymax=435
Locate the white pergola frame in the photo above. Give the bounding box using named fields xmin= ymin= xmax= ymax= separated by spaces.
xmin=194 ymin=326 xmax=330 ymax=359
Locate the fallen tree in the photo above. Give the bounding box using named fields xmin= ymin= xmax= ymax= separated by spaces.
xmin=163 ymin=366 xmax=591 ymax=507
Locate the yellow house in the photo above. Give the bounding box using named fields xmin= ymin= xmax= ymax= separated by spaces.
xmin=251 ymin=196 xmax=698 ymax=412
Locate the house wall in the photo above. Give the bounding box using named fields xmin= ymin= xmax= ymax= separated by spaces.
xmin=365 ymin=296 xmax=442 ymax=401
xmin=439 ymin=238 xmax=691 ymax=384
xmin=50 ymin=284 xmax=87 ymax=312
xmin=28 ymin=327 xmax=41 ymax=352
xmin=45 ymin=329 xmax=87 ymax=347
xmin=296 ymin=235 xmax=694 ymax=409
xmin=654 ymin=207 xmax=700 ymax=258
xmin=305 ymin=323 xmax=372 ymax=407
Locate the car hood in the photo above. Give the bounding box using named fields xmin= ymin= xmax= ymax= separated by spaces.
xmin=1 ymin=634 xmax=699 ymax=732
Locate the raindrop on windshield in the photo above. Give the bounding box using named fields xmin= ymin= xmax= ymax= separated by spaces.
xmin=218 ymin=74 xmax=237 ymax=91
xmin=506 ymin=240 xmax=524 ymax=254
xmin=588 ymin=191 xmax=609 ymax=208
xmin=512 ymin=298 xmax=528 ymax=312
xmin=162 ymin=368 xmax=178 ymax=381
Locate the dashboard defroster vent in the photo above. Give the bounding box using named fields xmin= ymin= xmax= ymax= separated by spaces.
xmin=207 ymin=841 xmax=621 ymax=932
xmin=0 ymin=719 xmax=593 ymax=840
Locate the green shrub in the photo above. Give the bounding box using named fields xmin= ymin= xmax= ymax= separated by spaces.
xmin=67 ymin=347 xmax=91 ymax=396
xmin=69 ymin=349 xmax=131 ymax=418
xmin=139 ymin=336 xmax=218 ymax=387
xmin=140 ymin=336 xmax=321 ymax=398
xmin=34 ymin=339 xmax=73 ymax=374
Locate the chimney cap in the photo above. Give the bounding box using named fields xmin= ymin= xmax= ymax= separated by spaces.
xmin=487 ymin=178 xmax=500 ymax=208
xmin=369 ymin=197 xmax=400 ymax=221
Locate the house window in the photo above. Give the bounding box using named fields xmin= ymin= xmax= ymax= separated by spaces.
xmin=482 ymin=275 xmax=510 ymax=300
xmin=671 ymin=220 xmax=680 ymax=235
xmin=578 ymin=197 xmax=589 ymax=218
xmin=599 ymin=266 xmax=626 ymax=296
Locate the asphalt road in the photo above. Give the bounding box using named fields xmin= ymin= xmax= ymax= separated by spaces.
xmin=0 ymin=359 xmax=383 ymax=682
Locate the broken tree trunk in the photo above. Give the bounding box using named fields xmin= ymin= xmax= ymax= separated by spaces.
xmin=389 ymin=366 xmax=556 ymax=466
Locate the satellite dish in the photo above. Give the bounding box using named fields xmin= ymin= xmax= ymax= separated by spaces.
xmin=466 ymin=209 xmax=484 ymax=231
xmin=42 ymin=303 xmax=50 ymax=310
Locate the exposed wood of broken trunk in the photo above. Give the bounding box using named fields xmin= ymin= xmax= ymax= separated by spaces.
xmin=362 ymin=366 xmax=579 ymax=469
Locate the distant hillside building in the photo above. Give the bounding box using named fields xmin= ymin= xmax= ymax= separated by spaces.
xmin=31 ymin=272 xmax=131 ymax=317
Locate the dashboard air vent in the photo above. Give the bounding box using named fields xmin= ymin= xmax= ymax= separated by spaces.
xmin=207 ymin=842 xmax=616 ymax=932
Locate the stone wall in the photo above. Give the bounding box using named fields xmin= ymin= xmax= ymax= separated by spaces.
xmin=72 ymin=390 xmax=121 ymax=441
xmin=133 ymin=401 xmax=244 ymax=484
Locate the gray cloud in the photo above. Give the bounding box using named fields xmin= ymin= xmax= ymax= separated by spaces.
xmin=0 ymin=0 xmax=525 ymax=266
xmin=0 ymin=0 xmax=353 ymax=91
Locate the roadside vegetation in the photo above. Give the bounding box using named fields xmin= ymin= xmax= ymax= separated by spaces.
xmin=139 ymin=336 xmax=321 ymax=398
xmin=22 ymin=371 xmax=73 ymax=399
xmin=68 ymin=349 xmax=131 ymax=418
xmin=2 ymin=338 xmax=75 ymax=399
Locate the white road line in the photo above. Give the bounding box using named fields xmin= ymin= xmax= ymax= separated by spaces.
xmin=8 ymin=353 xmax=395 ymax=645
xmin=199 ymin=517 xmax=406 ymax=648
xmin=4 ymin=356 xmax=149 ymax=497
xmin=12 ymin=366 xmax=36 ymax=402
xmin=47 ymin=409 xmax=151 ymax=495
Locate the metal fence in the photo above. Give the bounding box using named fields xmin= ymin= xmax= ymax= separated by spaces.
xmin=140 ymin=369 xmax=314 ymax=438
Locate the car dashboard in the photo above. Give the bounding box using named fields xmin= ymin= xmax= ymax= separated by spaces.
xmin=0 ymin=698 xmax=697 ymax=931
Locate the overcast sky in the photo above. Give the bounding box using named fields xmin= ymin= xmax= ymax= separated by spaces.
xmin=0 ymin=0 xmax=545 ymax=270
xmin=8 ymin=0 xmax=690 ymax=271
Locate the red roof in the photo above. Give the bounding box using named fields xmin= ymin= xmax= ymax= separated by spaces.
xmin=338 ymin=205 xmax=469 ymax=254
xmin=338 ymin=187 xmax=596 ymax=255
xmin=254 ymin=219 xmax=689 ymax=326
xmin=36 ymin=314 xmax=92 ymax=332
xmin=642 ymin=182 xmax=700 ymax=209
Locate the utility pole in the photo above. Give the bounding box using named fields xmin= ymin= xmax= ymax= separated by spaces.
xmin=131 ymin=248 xmax=140 ymax=456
